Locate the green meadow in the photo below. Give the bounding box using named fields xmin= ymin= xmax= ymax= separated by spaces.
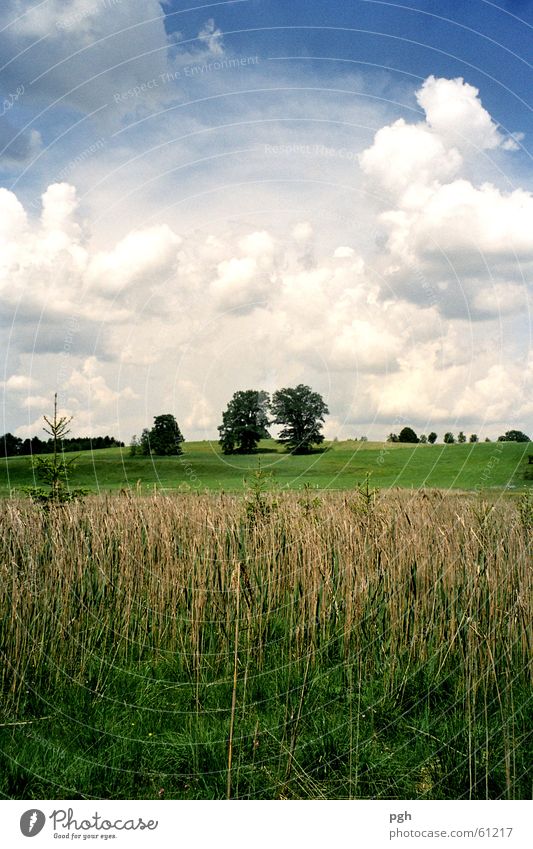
xmin=0 ymin=438 xmax=530 ymax=497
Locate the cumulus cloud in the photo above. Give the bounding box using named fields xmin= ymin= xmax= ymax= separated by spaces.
xmin=6 ymin=0 xmax=108 ymax=38
xmin=382 ymin=180 xmax=533 ymax=263
xmin=238 ymin=230 xmax=276 ymax=261
xmin=0 ymin=183 xmax=187 ymax=328
xmin=359 ymin=76 xmax=532 ymax=323
xmin=0 ymin=0 xmax=172 ymax=124
xmin=210 ymin=256 xmax=272 ymax=310
xmin=292 ymin=222 xmax=313 ymax=242
xmin=416 ymin=76 xmax=518 ymax=153
xmin=67 ymin=356 xmax=138 ymax=408
xmin=4 ymin=374 xmax=36 ymax=391
xmin=359 ymin=119 xmax=462 ymax=196
xmin=333 ymin=246 xmax=355 ymax=259
xmin=21 ymin=394 xmax=50 ymax=410
xmin=360 ymin=75 xmax=522 ymax=201
xmin=0 ymin=187 xmax=27 ymax=239
xmin=209 ymin=230 xmax=280 ymax=310
xmin=41 ymin=183 xmax=81 ymax=241
xmin=87 ymin=225 xmax=181 ymax=295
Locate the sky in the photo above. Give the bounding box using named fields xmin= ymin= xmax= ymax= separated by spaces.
xmin=0 ymin=0 xmax=532 ymax=443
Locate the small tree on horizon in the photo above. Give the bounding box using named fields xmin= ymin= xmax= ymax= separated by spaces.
xmin=457 ymin=431 xmax=466 ymax=443
xmin=271 ymin=384 xmax=329 ymax=454
xmin=428 ymin=432 xmax=437 ymax=444
xmin=218 ymin=390 xmax=270 ymax=454
xmin=497 ymin=430 xmax=530 ymax=443
xmin=469 ymin=433 xmax=479 ymax=443
xmin=398 ymin=426 xmax=419 ymax=444
xmin=141 ymin=415 xmax=184 ymax=456
xmin=444 ymin=432 xmax=455 ymax=444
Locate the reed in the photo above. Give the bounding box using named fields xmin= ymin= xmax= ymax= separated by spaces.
xmin=0 ymin=489 xmax=531 ymax=799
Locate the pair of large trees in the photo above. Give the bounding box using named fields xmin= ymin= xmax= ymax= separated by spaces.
xmin=219 ymin=385 xmax=329 ymax=455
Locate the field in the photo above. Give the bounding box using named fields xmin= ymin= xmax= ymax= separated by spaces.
xmin=1 ymin=484 xmax=531 ymax=800
xmin=0 ymin=438 xmax=531 ymax=496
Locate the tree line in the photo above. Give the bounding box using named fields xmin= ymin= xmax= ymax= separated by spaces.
xmin=387 ymin=427 xmax=530 ymax=444
xmin=0 ymin=432 xmax=124 ymax=458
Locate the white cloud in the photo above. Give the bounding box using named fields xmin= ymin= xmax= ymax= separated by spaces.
xmin=41 ymin=183 xmax=81 ymax=242
xmin=238 ymin=230 xmax=276 ymax=262
xmin=87 ymin=224 xmax=181 ymax=295
xmin=208 ymin=230 xmax=280 ymax=309
xmin=416 ymin=76 xmax=517 ymax=153
xmin=5 ymin=374 xmax=36 ymax=391
xmin=360 ymin=76 xmax=522 ymax=203
xmin=381 ymin=179 xmax=533 ymax=264
xmin=210 ymin=256 xmax=271 ymax=310
xmin=0 ymin=0 xmax=172 ymax=125
xmin=452 ymin=362 xmax=530 ymax=422
xmin=333 ymin=246 xmax=355 ymax=259
xmin=198 ymin=19 xmax=224 ymax=56
xmin=359 ymin=118 xmax=462 ymax=196
xmin=7 ymin=0 xmax=109 ymax=38
xmin=473 ymin=282 xmax=526 ymax=316
xmin=292 ymin=221 xmax=313 ymax=242
xmin=0 ymin=187 xmax=27 ymax=240
xmin=21 ymin=394 xmax=50 ymax=409
xmin=359 ymin=76 xmax=531 ymax=324
xmin=68 ymin=356 xmax=138 ymax=407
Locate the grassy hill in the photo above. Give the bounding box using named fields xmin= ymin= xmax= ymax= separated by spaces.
xmin=1 ymin=438 xmax=531 ymax=496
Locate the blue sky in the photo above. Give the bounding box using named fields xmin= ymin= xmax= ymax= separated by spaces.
xmin=0 ymin=0 xmax=531 ymax=443
xmin=163 ymin=0 xmax=532 ymax=130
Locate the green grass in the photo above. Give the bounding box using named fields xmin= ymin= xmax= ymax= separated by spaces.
xmin=1 ymin=439 xmax=531 ymax=496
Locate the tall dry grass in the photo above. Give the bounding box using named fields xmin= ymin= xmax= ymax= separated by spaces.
xmin=0 ymin=488 xmax=531 ymax=798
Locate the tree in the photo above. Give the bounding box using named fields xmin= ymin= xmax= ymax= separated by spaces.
xmin=387 ymin=433 xmax=399 ymax=443
xmin=139 ymin=428 xmax=151 ymax=456
xmin=428 ymin=432 xmax=437 ymax=444
xmin=218 ymin=390 xmax=270 ymax=454
xmin=497 ymin=430 xmax=530 ymax=443
xmin=129 ymin=435 xmax=139 ymax=457
xmin=0 ymin=432 xmax=22 ymax=457
xmin=469 ymin=433 xmax=478 ymax=443
xmin=144 ymin=414 xmax=184 ymax=456
xmin=398 ymin=426 xmax=419 ymax=444
xmin=19 ymin=436 xmax=46 ymax=456
xmin=419 ymin=434 xmax=427 ymax=443
xmin=457 ymin=431 xmax=466 ymax=443
xmin=444 ymin=432 xmax=455 ymax=444
xmin=271 ymin=384 xmax=329 ymax=454
xmin=27 ymin=394 xmax=87 ymax=505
